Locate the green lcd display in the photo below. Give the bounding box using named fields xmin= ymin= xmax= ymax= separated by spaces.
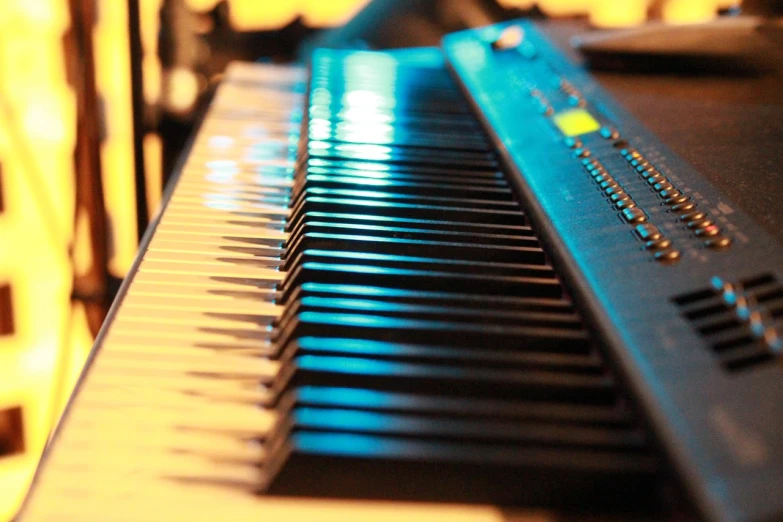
xmin=553 ymin=109 xmax=601 ymax=137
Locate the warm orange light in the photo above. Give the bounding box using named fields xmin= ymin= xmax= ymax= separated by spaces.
xmin=495 ymin=0 xmax=537 ymax=8
xmin=301 ymin=0 xmax=370 ymax=27
xmin=228 ymin=1 xmax=298 ymax=31
xmin=662 ymin=0 xmax=718 ymax=23
xmin=165 ymin=66 xmax=201 ymax=114
xmin=144 ymin=133 xmax=163 ymax=217
xmin=538 ymin=0 xmax=590 ymax=16
xmin=589 ymin=0 xmax=650 ymax=27
xmin=94 ymin=0 xmax=139 ymax=277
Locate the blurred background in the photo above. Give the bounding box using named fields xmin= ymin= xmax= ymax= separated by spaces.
xmin=0 ymin=0 xmax=747 ymax=519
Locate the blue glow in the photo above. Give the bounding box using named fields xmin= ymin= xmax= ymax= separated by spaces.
xmin=307 ymin=167 xmax=393 ymax=180
xmin=296 ymin=354 xmax=402 ymax=376
xmin=306 ymin=187 xmax=396 ymax=200
xmin=301 ymin=261 xmax=389 ymax=275
xmin=307 ymin=175 xmax=392 ymax=187
xmin=292 ymin=432 xmax=399 ymax=457
xmin=298 ymin=336 xmax=405 ymax=356
xmin=342 ymin=161 xmax=390 ymax=172
xmin=297 ymin=385 xmax=395 ymax=408
xmin=308 ymin=197 xmax=395 ymax=208
xmin=246 ymin=144 xmax=288 ymax=161
xmin=302 ymin=248 xmax=417 ymax=262
xmin=297 ymin=310 xmax=461 ymax=333
xmin=294 ymin=407 xmax=394 ymax=431
xmin=206 ymin=159 xmax=239 ymax=173
xmin=338 ymin=109 xmax=393 ymax=125
xmin=336 ymin=143 xmax=392 ymax=156
xmin=300 ymin=296 xmax=403 ymax=314
xmin=300 ymin=282 xmax=410 ymax=297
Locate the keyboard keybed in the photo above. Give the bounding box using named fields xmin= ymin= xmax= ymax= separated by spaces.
xmin=22 ymin=55 xmax=666 ymax=520
xmin=263 ymin=50 xmax=661 ymax=510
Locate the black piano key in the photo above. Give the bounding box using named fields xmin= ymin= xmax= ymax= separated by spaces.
xmin=278 ymin=263 xmax=561 ymax=303
xmin=275 ymin=298 xmax=583 ymax=335
xmin=285 ymin=283 xmax=576 ymax=314
xmin=303 ymin=142 xmax=499 ymax=170
xmin=270 ymin=353 xmax=616 ymax=404
xmin=306 ymin=158 xmax=505 ymax=178
xmin=304 ymin=165 xmax=509 ymax=186
xmin=309 ymin=97 xmax=472 ymax=117
xmin=286 ymin=197 xmax=526 ymax=226
xmin=308 ymin=134 xmax=492 ymax=153
xmin=281 ymin=249 xmax=553 ymax=279
xmin=284 ymin=222 xmax=540 ymax=250
xmin=282 ymin=386 xmax=636 ymax=426
xmin=308 ymin=116 xmax=484 ymax=135
xmin=288 ymin=188 xmax=521 ymax=212
xmin=285 ymin=211 xmax=533 ymax=237
xmin=282 ymin=234 xmax=546 ymax=271
xmin=275 ymin=406 xmax=648 ymax=452
xmin=290 ymin=176 xmax=515 ymax=202
xmin=307 ymin=118 xmax=492 ymax=148
xmin=261 ymin=430 xmax=660 ymax=509
xmin=272 ymin=312 xmax=590 ymax=356
xmin=273 ymin=337 xmax=598 ymax=373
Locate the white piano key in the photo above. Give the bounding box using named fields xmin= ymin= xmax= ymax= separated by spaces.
xmin=137 ymin=258 xmax=283 ymax=279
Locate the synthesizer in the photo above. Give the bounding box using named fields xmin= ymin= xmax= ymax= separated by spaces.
xmin=20 ymin=21 xmax=783 ymax=522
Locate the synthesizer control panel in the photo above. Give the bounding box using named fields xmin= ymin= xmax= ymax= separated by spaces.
xmin=445 ymin=21 xmax=783 ymax=522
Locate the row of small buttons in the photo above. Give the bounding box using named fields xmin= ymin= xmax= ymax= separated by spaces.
xmin=617 ymin=146 xmax=732 ymax=250
xmin=530 ymin=88 xmax=554 ymax=116
xmin=578 ymin=151 xmax=680 ymax=264
xmin=558 ymin=80 xmax=586 ymax=108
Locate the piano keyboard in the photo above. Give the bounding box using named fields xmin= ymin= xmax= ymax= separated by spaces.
xmin=19 ymin=54 xmax=669 ymax=520
xmin=27 ymin=16 xmax=783 ymax=519
xmin=265 ymin=50 xmax=661 ymax=509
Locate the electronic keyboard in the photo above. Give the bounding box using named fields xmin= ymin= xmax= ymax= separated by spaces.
xmin=19 ymin=21 xmax=783 ymax=522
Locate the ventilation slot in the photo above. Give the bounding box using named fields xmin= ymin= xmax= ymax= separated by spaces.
xmin=1 ymin=284 xmax=14 ymax=336
xmin=0 ymin=406 xmax=24 ymax=458
xmin=673 ymin=273 xmax=783 ymax=373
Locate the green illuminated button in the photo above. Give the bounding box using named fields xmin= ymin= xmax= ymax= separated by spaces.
xmin=553 ymin=108 xmax=601 ymax=137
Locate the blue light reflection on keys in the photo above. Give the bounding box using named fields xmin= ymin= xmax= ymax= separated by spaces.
xmin=297 ymin=336 xmax=415 ymax=356
xmin=296 ymin=354 xmax=406 ymax=377
xmin=300 ymin=282 xmax=412 ymax=298
xmin=308 ymin=52 xmax=405 ymax=147
xmin=294 ymin=407 xmax=396 ymax=432
xmin=307 ymin=158 xmax=391 ymax=172
xmin=306 ymin=174 xmax=393 ymax=187
xmin=292 ymin=432 xmax=403 ymax=458
xmin=296 ymin=385 xmax=396 ymax=409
